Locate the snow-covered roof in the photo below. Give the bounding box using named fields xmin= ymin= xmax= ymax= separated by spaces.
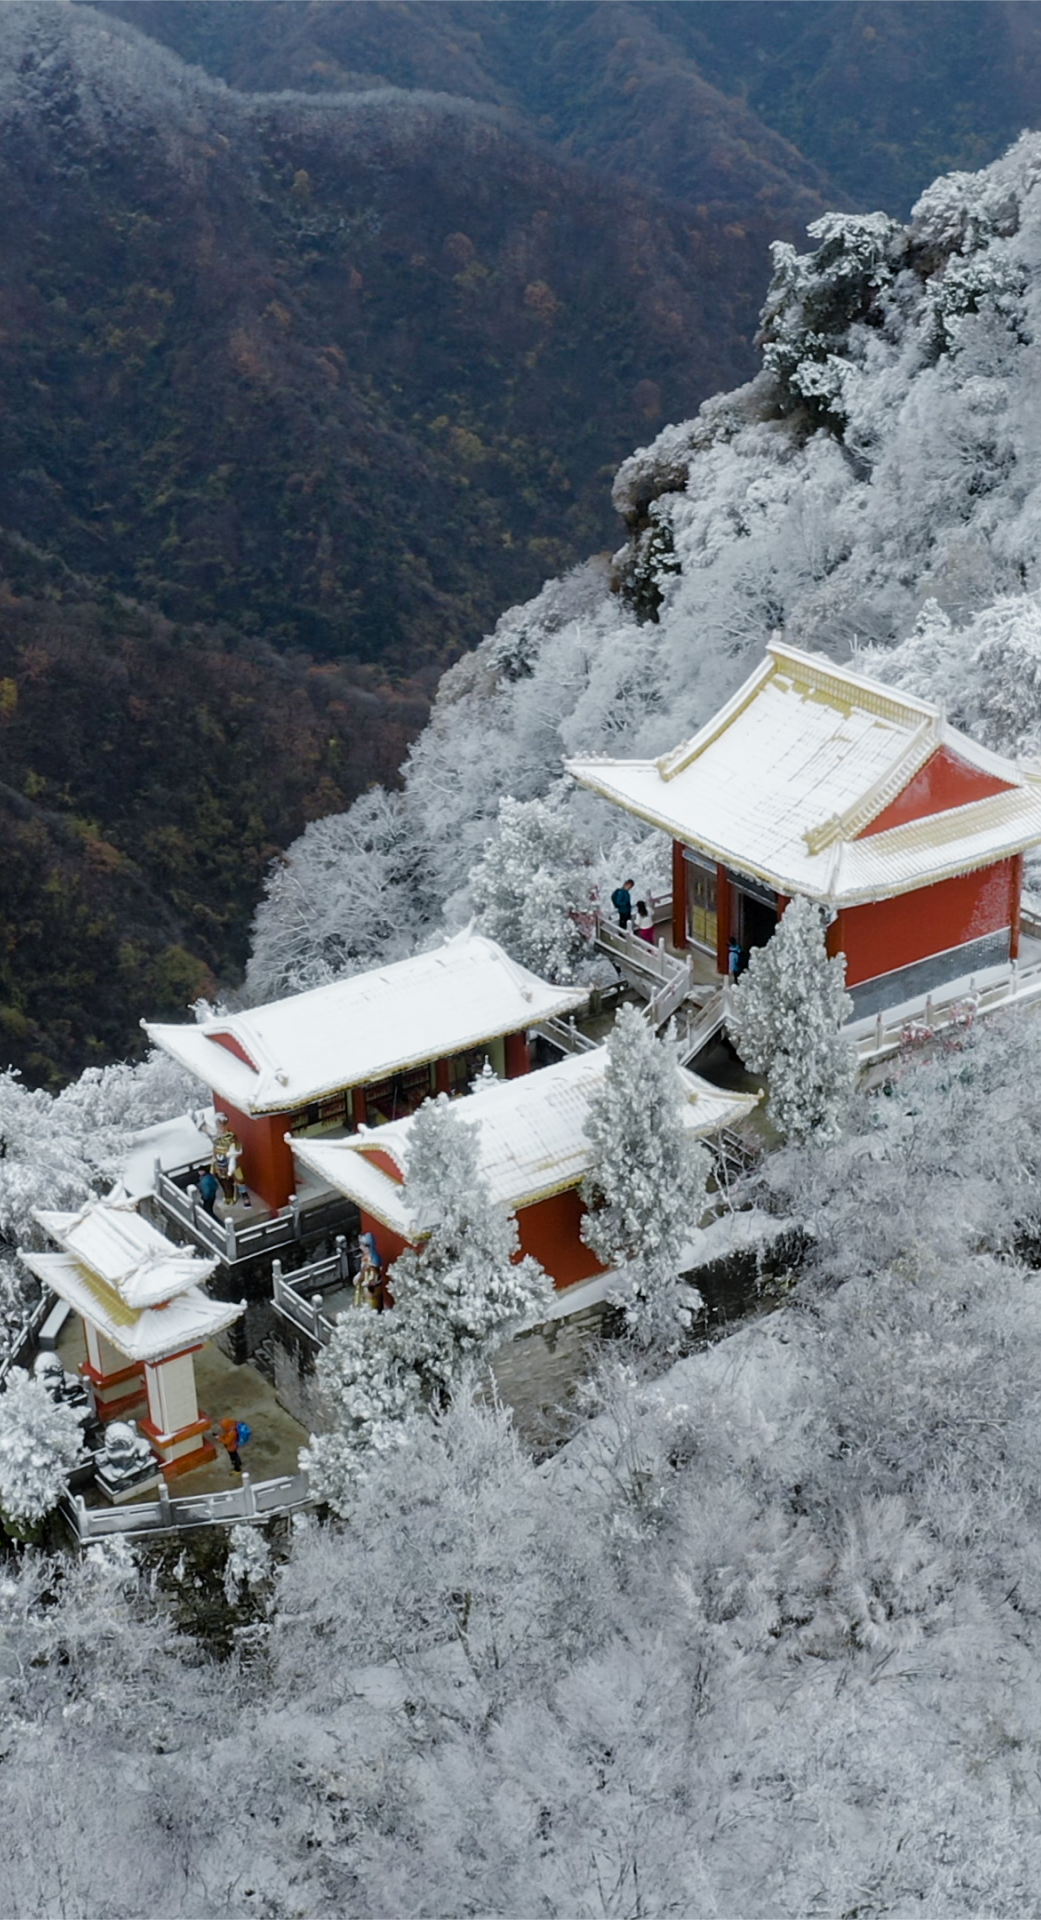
xmin=566 ymin=639 xmax=1041 ymax=906
xmin=17 ymin=1252 xmax=244 ymax=1365
xmin=143 ymin=931 xmax=588 ymax=1116
xmin=290 ymin=1049 xmax=758 ymax=1240
xmin=33 ymin=1198 xmax=217 ymax=1308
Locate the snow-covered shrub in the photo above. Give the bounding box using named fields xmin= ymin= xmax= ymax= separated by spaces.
xmin=730 ymin=895 xmax=855 ymax=1146
xmin=0 ymin=1367 xmax=84 ymax=1536
xmin=469 ymin=793 xmax=587 ymax=980
xmin=222 ymin=1523 xmax=273 ymax=1606
xmin=759 ymin=211 xmax=904 ymax=427
xmin=582 ymin=1004 xmax=708 ymax=1350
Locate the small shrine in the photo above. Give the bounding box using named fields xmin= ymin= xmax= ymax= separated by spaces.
xmin=20 ymin=1199 xmax=245 ymax=1482
xmin=567 ymin=639 xmax=1041 ymax=1018
xmin=143 ymin=930 xmax=588 ymax=1213
xmin=290 ymin=1048 xmax=758 ymax=1290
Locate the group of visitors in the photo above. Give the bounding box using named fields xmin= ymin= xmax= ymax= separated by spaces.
xmin=611 ymin=879 xmax=655 ymax=943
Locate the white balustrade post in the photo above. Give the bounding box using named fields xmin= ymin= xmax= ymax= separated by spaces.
xmin=335 ymin=1236 xmax=348 ymax=1285
xmin=241 ymin=1471 xmax=256 ymax=1518
xmin=874 ymin=1011 xmax=883 ymax=1051
xmin=925 ymin=994 xmax=933 ymax=1027
xmin=225 ymin=1215 xmax=237 ymax=1263
xmin=158 ymin=1476 xmax=172 ymax=1526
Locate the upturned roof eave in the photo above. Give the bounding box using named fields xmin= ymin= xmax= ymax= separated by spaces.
xmin=565 ymin=766 xmax=1041 ymax=907
xmin=145 ymin=987 xmax=588 ymax=1119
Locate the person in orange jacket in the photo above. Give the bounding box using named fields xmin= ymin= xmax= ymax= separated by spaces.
xmin=219 ymin=1416 xmax=242 ymax=1473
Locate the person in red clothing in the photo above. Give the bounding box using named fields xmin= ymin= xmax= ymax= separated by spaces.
xmin=219 ymin=1416 xmax=242 ymax=1473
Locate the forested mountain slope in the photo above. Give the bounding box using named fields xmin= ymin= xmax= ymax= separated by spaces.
xmin=0 ymin=532 xmax=425 ymax=1086
xmin=1 ymin=1 xmax=822 ymax=665
xmin=252 ymin=135 xmax=1041 ymax=993
xmin=96 ymin=0 xmax=1041 ymax=218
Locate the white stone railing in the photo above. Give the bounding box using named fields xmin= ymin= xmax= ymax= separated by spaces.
xmin=62 ymin=1468 xmax=312 ymax=1541
xmin=853 ymin=953 xmax=1041 ymax=1064
xmin=152 ymin=1161 xmax=356 ymax=1266
xmin=272 ymin=1244 xmax=354 ymax=1345
xmin=531 ymin=1014 xmax=598 ymax=1057
xmin=0 ymin=1289 xmax=54 ymax=1391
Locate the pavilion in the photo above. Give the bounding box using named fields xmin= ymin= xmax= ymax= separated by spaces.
xmin=567 ymin=639 xmax=1041 ymax=1019
xmin=289 ymin=1048 xmax=758 ymax=1289
xmin=143 ymin=931 xmax=587 ymax=1212
xmin=20 ymin=1199 xmax=245 ymax=1479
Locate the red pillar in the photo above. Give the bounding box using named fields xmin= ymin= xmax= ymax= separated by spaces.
xmin=715 ymin=864 xmax=731 ymax=976
xmin=671 ymin=841 xmax=687 ymax=952
xmin=351 ymin=1086 xmax=367 ymax=1130
xmin=435 ymin=1056 xmax=451 ymax=1095
xmin=505 ymin=1030 xmax=530 ymax=1078
xmin=1011 ymin=852 xmax=1023 ymax=960
xmin=776 ymin=893 xmax=790 ymax=919
xmin=826 ymin=909 xmax=844 ymax=960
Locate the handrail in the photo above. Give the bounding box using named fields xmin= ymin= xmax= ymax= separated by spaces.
xmin=272 ymin=1241 xmax=353 ymax=1345
xmin=151 ymin=1162 xmax=355 ymax=1266
xmin=62 ymin=1468 xmax=312 ymax=1541
xmin=0 ymin=1290 xmax=55 ymax=1391
xmin=854 ymin=953 xmax=1041 ymax=1063
xmin=532 ymin=1015 xmax=598 ymax=1056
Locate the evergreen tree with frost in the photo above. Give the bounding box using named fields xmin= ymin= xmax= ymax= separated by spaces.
xmin=0 ymin=1367 xmax=84 ymax=1538
xmin=581 ymin=1003 xmax=709 ymax=1350
xmin=391 ymin=1096 xmax=553 ymax=1404
xmin=306 ymin=1097 xmax=551 ymax=1513
xmin=302 ymin=1309 xmax=421 ymax=1516
xmin=729 ymin=894 xmax=855 ymax=1146
xmin=469 ymin=793 xmax=586 ymax=981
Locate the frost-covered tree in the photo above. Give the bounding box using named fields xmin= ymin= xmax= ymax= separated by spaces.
xmin=0 ymin=1367 xmax=84 ymax=1537
xmin=729 ymin=894 xmax=855 ymax=1146
xmin=245 ymin=786 xmax=427 ymax=1001
xmin=469 ymin=792 xmax=588 ymax=980
xmin=303 ymin=1309 xmax=422 ymax=1515
xmin=390 ymin=1096 xmax=553 ymax=1404
xmin=581 ymin=1004 xmax=709 ymax=1350
xmin=307 ymin=1099 xmax=552 ymax=1513
xmin=222 ymin=1522 xmax=273 ymax=1607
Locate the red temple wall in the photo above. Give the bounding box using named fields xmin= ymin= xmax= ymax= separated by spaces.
xmin=363 ymin=1187 xmax=604 ymax=1293
xmin=515 ymin=1188 xmax=606 ymax=1290
xmin=829 ymin=858 xmax=1017 ymax=987
xmin=859 ymin=746 xmax=1012 ymax=837
xmin=220 ymin=1100 xmax=295 ymax=1211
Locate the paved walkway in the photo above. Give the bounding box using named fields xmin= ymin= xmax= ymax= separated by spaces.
xmin=58 ymin=1317 xmax=308 ymax=1503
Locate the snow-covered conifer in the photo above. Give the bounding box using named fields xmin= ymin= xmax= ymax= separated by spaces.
xmin=729 ymin=894 xmax=855 ymax=1145
xmin=303 ymin=1309 xmax=421 ymax=1515
xmin=306 ymin=1098 xmax=551 ymax=1512
xmin=469 ymin=793 xmax=587 ymax=980
xmin=391 ymin=1096 xmax=553 ymax=1403
xmin=0 ymin=1367 xmax=84 ymax=1536
xmin=581 ymin=1003 xmax=709 ymax=1350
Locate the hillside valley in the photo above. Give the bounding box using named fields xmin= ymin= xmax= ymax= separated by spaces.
xmin=9 ymin=1 xmax=1041 ymax=1080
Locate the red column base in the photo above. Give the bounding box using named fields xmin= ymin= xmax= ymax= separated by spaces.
xmin=81 ymin=1359 xmax=147 ymax=1421
xmin=139 ymin=1412 xmax=216 ymax=1478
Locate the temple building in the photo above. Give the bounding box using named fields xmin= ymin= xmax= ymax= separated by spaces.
xmin=144 ymin=932 xmax=587 ymax=1214
xmin=567 ymin=639 xmax=1041 ymax=1019
xmin=289 ymin=1048 xmax=758 ymax=1290
xmin=20 ymin=1199 xmax=245 ymax=1479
